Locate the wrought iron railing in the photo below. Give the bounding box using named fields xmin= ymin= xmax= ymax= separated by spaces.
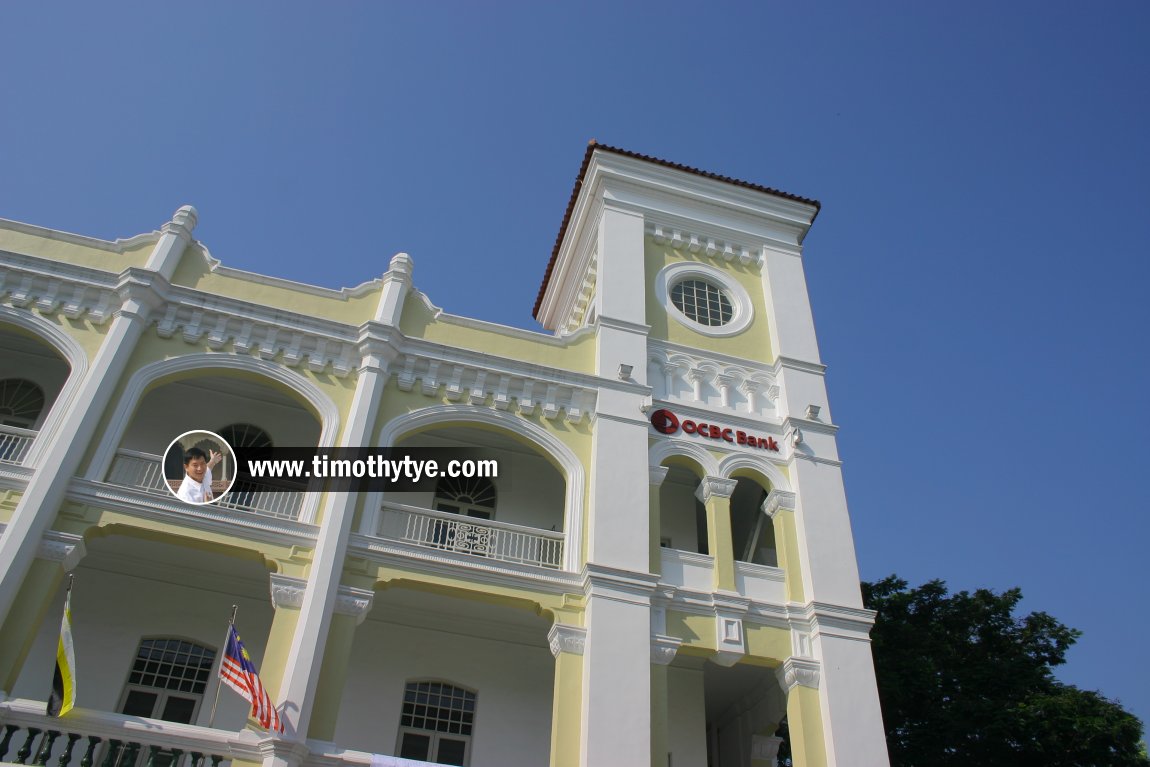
xmin=0 ymin=425 xmax=36 ymax=465
xmin=379 ymin=501 xmax=564 ymax=569
xmin=106 ymin=450 xmax=303 ymax=521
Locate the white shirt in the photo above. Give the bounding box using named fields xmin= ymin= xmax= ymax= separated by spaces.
xmin=176 ymin=467 xmax=213 ymax=504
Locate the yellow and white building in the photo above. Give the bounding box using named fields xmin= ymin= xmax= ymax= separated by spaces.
xmin=0 ymin=143 xmax=890 ymax=767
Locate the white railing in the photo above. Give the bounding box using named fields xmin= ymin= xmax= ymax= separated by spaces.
xmin=0 ymin=698 xmax=258 ymax=767
xmin=106 ymin=450 xmax=303 ymax=521
xmin=379 ymin=501 xmax=564 ymax=569
xmin=106 ymin=449 xmax=169 ymax=493
xmin=0 ymin=425 xmax=37 ymax=465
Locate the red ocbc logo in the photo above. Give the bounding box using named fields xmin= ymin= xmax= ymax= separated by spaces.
xmin=649 ymin=408 xmax=780 ymax=452
xmin=650 ymin=408 xmax=680 ymax=434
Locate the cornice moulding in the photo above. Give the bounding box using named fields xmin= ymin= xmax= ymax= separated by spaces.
xmin=0 ymin=463 xmax=35 ymax=488
xmin=774 ymin=356 xmax=827 ymax=376
xmin=781 ymin=416 xmax=839 ymax=436
xmin=650 ymin=340 xmax=776 ymax=378
xmin=646 ymin=223 xmax=765 ymax=268
xmin=790 ymin=453 xmax=844 ymax=468
xmin=587 ymin=156 xmax=815 ymax=245
xmin=582 ymin=563 xmax=661 ymax=603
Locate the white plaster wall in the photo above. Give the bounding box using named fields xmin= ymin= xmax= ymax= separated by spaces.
xmin=667 ymin=666 xmax=707 ymax=767
xmin=13 ymin=556 xmax=272 ymax=730
xmin=335 ymin=616 xmax=554 ymax=767
xmin=818 ymin=635 xmax=891 ymax=767
xmin=791 ymin=459 xmax=865 ymax=608
xmin=118 ymin=380 xmax=322 ymax=457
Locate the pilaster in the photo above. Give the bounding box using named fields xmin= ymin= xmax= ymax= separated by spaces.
xmin=764 ymin=490 xmax=805 ymax=603
xmin=271 ymin=311 xmax=395 ymax=739
xmin=695 ymin=476 xmax=737 ymax=592
xmin=580 ymin=566 xmax=658 ymax=767
xmin=649 ymin=634 xmax=680 ymax=767
xmin=308 ymin=586 xmax=374 ymax=740
xmin=0 ymin=207 xmax=194 ymax=631
xmin=776 ymin=657 xmax=827 ymax=767
xmin=648 ymin=465 xmax=669 ymax=574
xmin=0 ymin=559 xmax=66 ymax=694
xmin=548 ymin=624 xmax=585 ymax=767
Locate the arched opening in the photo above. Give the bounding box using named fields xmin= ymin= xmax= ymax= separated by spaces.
xmin=336 ymin=583 xmax=554 ymax=765
xmin=104 ymin=372 xmax=322 ymax=521
xmin=0 ymin=323 xmax=72 ymax=464
xmin=377 ymin=424 xmax=567 ymax=569
xmin=12 ymin=531 xmax=277 ymax=735
xmin=729 ymin=477 xmax=777 ymax=567
xmin=658 ymin=459 xmax=708 ymax=555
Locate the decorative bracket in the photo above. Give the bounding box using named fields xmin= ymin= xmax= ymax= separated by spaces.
xmin=763 ymin=490 xmax=797 ymax=519
xmin=37 ymin=532 xmax=87 ymax=572
xmin=696 ymin=476 xmax=737 ymax=503
xmin=651 ymin=634 xmax=682 ymax=666
xmin=776 ymin=656 xmax=821 ymax=691
xmin=268 ymin=574 xmax=375 ymax=624
xmin=547 ymin=624 xmax=587 ymax=657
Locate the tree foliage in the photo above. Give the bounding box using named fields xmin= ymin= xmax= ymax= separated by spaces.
xmin=862 ymin=576 xmax=1149 ymax=767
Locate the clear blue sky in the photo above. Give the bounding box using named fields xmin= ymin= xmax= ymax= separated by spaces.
xmin=3 ymin=0 xmax=1148 ymax=733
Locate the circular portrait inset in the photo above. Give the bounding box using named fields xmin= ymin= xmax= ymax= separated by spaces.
xmin=163 ymin=430 xmax=236 ymax=505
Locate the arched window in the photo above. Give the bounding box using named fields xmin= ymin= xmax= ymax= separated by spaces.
xmin=119 ymin=637 xmax=216 ymax=722
xmin=433 ymin=476 xmax=496 ymax=520
xmin=0 ymin=378 xmax=45 ymax=428
xmin=397 ymin=680 xmax=477 ymax=765
xmin=217 ymin=423 xmax=273 ymax=449
xmin=110 ymin=638 xmax=216 ymax=767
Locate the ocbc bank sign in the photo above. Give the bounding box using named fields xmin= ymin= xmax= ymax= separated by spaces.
xmin=649 ymin=409 xmax=780 ymax=452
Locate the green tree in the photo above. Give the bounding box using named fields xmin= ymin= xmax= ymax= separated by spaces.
xmin=862 ymin=576 xmax=1149 ymax=767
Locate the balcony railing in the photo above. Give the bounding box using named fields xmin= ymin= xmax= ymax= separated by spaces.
xmin=0 ymin=699 xmax=257 ymax=767
xmin=379 ymin=501 xmax=564 ymax=569
xmin=106 ymin=450 xmax=303 ymax=521
xmin=0 ymin=425 xmax=36 ymax=465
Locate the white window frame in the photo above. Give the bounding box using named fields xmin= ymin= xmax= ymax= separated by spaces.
xmin=655 ymin=262 xmax=754 ymax=337
xmin=394 ymin=680 xmax=477 ymax=766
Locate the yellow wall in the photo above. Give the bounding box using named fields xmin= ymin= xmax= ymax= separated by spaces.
xmin=644 ymin=239 xmax=774 ymax=361
xmin=0 ymin=224 xmax=154 ymax=273
xmin=170 ymin=244 xmax=383 ymax=325
xmin=400 ymin=294 xmax=596 ymax=375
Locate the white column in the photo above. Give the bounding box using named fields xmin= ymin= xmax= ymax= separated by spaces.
xmin=580 ymin=568 xmax=657 ymax=767
xmin=815 ymin=626 xmax=891 ymax=766
xmin=587 ymin=202 xmax=650 ymax=570
xmin=760 ymin=245 xmax=821 ymax=364
xmin=271 ymin=257 xmax=408 ymax=747
xmin=789 ymin=458 xmax=864 ymax=611
xmin=0 ymin=207 xmax=196 ymax=633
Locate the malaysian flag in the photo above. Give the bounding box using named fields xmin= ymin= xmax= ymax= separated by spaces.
xmin=219 ymin=624 xmax=284 ymax=733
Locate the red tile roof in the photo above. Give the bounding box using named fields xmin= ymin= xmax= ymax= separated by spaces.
xmin=533 ymin=141 xmax=821 ymax=320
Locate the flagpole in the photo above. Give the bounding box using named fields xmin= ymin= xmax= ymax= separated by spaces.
xmin=207 ymin=605 xmax=238 ymax=729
